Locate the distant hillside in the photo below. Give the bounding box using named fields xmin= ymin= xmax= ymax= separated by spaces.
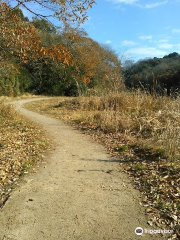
xmin=123 ymin=52 xmax=180 ymax=96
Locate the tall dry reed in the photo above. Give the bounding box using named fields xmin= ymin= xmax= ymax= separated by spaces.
xmin=76 ymin=91 xmax=180 ymax=163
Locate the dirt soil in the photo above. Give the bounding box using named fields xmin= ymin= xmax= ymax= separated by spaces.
xmin=0 ymin=98 xmax=166 ymax=240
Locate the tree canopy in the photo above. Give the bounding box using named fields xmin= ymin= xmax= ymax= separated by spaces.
xmin=3 ymin=0 xmax=95 ymax=25
xmin=123 ymin=52 xmax=180 ymax=96
xmin=0 ymin=0 xmax=95 ymax=64
xmin=0 ymin=5 xmax=122 ymax=96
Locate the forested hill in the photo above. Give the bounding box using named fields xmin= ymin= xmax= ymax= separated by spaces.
xmin=123 ymin=52 xmax=180 ymax=96
xmin=0 ymin=8 xmax=122 ymax=97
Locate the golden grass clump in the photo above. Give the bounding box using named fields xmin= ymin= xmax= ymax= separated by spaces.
xmin=0 ymin=97 xmax=17 ymax=119
xmin=76 ymin=91 xmax=180 ymax=163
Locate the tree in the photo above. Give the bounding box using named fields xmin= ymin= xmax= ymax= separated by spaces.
xmin=123 ymin=53 xmax=180 ymax=96
xmin=123 ymin=60 xmax=135 ymax=69
xmin=8 ymin=0 xmax=95 ymax=26
xmin=1 ymin=1 xmax=123 ymax=96
xmin=32 ymin=18 xmax=57 ymax=34
xmin=0 ymin=0 xmax=95 ymax=95
xmin=0 ymin=0 xmax=95 ymax=67
xmin=59 ymin=29 xmax=123 ymax=93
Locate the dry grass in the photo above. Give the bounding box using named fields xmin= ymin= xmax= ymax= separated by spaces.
xmin=0 ymin=97 xmax=49 ymax=208
xmin=24 ymin=92 xmax=180 ymax=239
xmin=76 ymin=91 xmax=180 ymax=164
xmin=24 ymin=92 xmax=180 ymax=164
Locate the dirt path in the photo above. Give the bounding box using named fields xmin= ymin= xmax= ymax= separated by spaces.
xmin=0 ymin=99 xmax=164 ymax=240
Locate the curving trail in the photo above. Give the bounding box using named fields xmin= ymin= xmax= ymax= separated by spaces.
xmin=0 ymin=99 xmax=164 ymax=240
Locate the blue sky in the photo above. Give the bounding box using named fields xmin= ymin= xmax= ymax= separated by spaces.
xmin=80 ymin=0 xmax=180 ymax=62
xmin=14 ymin=0 xmax=180 ymax=62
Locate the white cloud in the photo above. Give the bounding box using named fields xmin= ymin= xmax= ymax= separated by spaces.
xmin=109 ymin=0 xmax=168 ymax=8
xmin=143 ymin=1 xmax=168 ymax=9
xmin=139 ymin=35 xmax=152 ymax=40
xmin=158 ymin=43 xmax=173 ymax=49
xmin=172 ymin=29 xmax=180 ymax=33
xmin=105 ymin=40 xmax=112 ymax=44
xmin=108 ymin=0 xmax=139 ymax=5
xmin=121 ymin=40 xmax=137 ymax=46
xmin=156 ymin=39 xmax=169 ymax=43
xmin=127 ymin=47 xmax=167 ymax=57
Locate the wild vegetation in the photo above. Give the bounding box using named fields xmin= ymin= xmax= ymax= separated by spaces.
xmin=0 ymin=1 xmax=121 ymax=97
xmin=0 ymin=2 xmax=179 ymax=98
xmin=25 ymin=93 xmax=180 ymax=239
xmin=0 ymin=0 xmax=180 ymax=239
xmin=123 ymin=52 xmax=180 ymax=97
xmin=0 ymin=97 xmax=49 ymax=208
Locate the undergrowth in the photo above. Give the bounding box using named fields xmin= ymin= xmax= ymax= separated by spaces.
xmin=69 ymin=91 xmax=180 ymax=164
xmin=24 ymin=91 xmax=180 ymax=239
xmin=0 ymin=97 xmax=49 ymax=208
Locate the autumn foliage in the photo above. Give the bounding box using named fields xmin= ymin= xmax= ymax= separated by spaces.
xmin=0 ymin=0 xmax=95 ymax=68
xmin=0 ymin=2 xmax=74 ymax=65
xmin=0 ymin=0 xmax=123 ymax=96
